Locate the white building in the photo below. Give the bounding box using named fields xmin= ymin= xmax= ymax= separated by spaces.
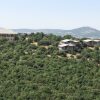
xmin=58 ymin=43 xmax=76 ymax=52
xmin=0 ymin=28 xmax=17 ymax=41
xmin=58 ymin=39 xmax=79 ymax=52
xmin=60 ymin=39 xmax=79 ymax=44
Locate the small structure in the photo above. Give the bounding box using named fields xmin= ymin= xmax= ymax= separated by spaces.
xmin=83 ymin=39 xmax=100 ymax=47
xmin=0 ymin=28 xmax=17 ymax=41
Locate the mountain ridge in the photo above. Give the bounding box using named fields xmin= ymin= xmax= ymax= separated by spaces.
xmin=13 ymin=27 xmax=100 ymax=38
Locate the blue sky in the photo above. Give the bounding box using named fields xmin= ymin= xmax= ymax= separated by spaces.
xmin=0 ymin=0 xmax=100 ymax=29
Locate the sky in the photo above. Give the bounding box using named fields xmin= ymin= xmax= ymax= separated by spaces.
xmin=0 ymin=0 xmax=100 ymax=29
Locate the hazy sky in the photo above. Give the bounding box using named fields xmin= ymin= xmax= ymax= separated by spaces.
xmin=0 ymin=0 xmax=100 ymax=29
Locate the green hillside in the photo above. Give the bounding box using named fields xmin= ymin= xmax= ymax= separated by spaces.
xmin=0 ymin=33 xmax=100 ymax=100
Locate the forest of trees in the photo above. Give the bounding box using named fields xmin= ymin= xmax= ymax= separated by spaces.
xmin=0 ymin=33 xmax=100 ymax=100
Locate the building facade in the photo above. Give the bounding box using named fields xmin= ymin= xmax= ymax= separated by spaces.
xmin=0 ymin=28 xmax=17 ymax=41
xmin=83 ymin=39 xmax=100 ymax=47
xmin=58 ymin=39 xmax=80 ymax=52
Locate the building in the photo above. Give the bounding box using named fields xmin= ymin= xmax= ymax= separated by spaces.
xmin=58 ymin=43 xmax=76 ymax=52
xmin=0 ymin=28 xmax=17 ymax=41
xmin=58 ymin=39 xmax=80 ymax=52
xmin=83 ymin=39 xmax=100 ymax=47
xmin=59 ymin=39 xmax=100 ymax=52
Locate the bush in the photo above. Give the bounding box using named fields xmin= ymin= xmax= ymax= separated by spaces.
xmin=38 ymin=40 xmax=51 ymax=46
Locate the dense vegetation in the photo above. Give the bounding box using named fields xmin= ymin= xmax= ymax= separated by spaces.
xmin=0 ymin=33 xmax=100 ymax=100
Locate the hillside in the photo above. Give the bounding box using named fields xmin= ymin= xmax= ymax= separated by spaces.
xmin=67 ymin=27 xmax=100 ymax=38
xmin=13 ymin=27 xmax=100 ymax=38
xmin=0 ymin=33 xmax=100 ymax=100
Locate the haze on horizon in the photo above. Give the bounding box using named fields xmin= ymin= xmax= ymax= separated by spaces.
xmin=0 ymin=0 xmax=100 ymax=30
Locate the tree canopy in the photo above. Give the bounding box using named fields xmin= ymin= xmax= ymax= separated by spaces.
xmin=0 ymin=33 xmax=100 ymax=100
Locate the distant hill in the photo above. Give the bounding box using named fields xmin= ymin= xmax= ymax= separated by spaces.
xmin=13 ymin=29 xmax=65 ymax=34
xmin=13 ymin=27 xmax=100 ymax=38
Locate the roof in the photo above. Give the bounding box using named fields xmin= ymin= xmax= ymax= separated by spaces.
xmin=59 ymin=44 xmax=68 ymax=47
xmin=83 ymin=39 xmax=100 ymax=42
xmin=0 ymin=28 xmax=17 ymax=34
xmin=73 ymin=40 xmax=79 ymax=42
xmin=59 ymin=43 xmax=75 ymax=47
xmin=93 ymin=40 xmax=100 ymax=42
xmin=83 ymin=39 xmax=93 ymax=42
xmin=61 ymin=39 xmax=72 ymax=42
xmin=61 ymin=39 xmax=79 ymax=43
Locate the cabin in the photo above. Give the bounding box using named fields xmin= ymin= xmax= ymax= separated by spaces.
xmin=0 ymin=28 xmax=17 ymax=41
